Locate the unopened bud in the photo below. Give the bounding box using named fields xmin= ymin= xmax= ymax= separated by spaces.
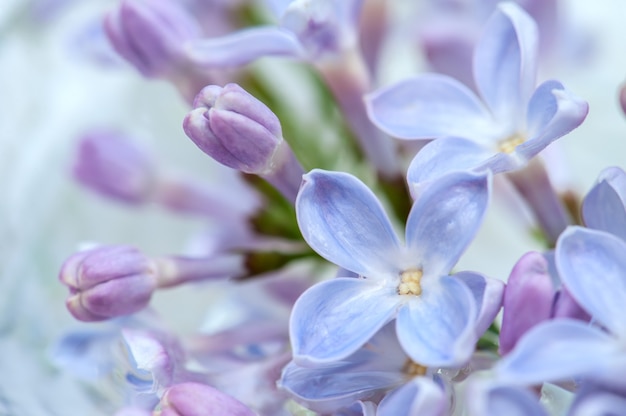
xmin=183 ymin=83 xmax=283 ymax=174
xmin=60 ymin=246 xmax=245 ymax=321
xmin=72 ymin=130 xmax=156 ymax=205
xmin=158 ymin=382 xmax=255 ymax=416
xmin=104 ymin=0 xmax=200 ymax=78
xmin=59 ymin=245 xmax=158 ymax=321
xmin=499 ymin=251 xmax=555 ymax=355
xmin=184 ymin=83 xmax=303 ymax=202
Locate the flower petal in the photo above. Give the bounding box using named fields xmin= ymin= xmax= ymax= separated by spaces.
xmin=496 ymin=319 xmax=622 ymax=384
xmin=365 ymin=74 xmax=495 ymax=141
xmin=296 ymin=169 xmax=402 ymax=278
xmin=377 ymin=378 xmax=446 ymax=416
xmin=569 ymin=385 xmax=626 ymax=416
xmin=396 ymin=275 xmax=477 ymax=368
xmin=582 ymin=167 xmax=626 ymax=241
xmin=516 ymin=80 xmax=589 ymax=161
xmin=405 ymin=171 xmax=491 ymax=276
xmin=556 ymin=226 xmax=626 ymax=335
xmin=474 ymin=3 xmax=538 ymax=123
xmin=454 ymin=271 xmax=504 ymax=338
xmin=466 ymin=382 xmax=548 ymax=416
xmin=185 ymin=27 xmax=304 ymax=68
xmin=290 ymin=278 xmax=399 ymax=364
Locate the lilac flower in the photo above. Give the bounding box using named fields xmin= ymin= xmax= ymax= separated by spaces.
xmin=499 ymin=251 xmax=588 ymax=355
xmin=366 ymin=3 xmax=588 ymax=185
xmin=280 ymin=323 xmax=450 ymax=414
xmin=464 ymin=379 xmax=549 ymax=416
xmin=290 ymin=169 xmax=503 ymax=368
xmin=183 ymin=83 xmax=304 ymax=202
xmin=184 ymin=0 xmax=400 ymax=178
xmin=494 ymin=226 xmax=626 ymax=389
xmin=104 ymin=0 xmax=201 ymax=79
xmin=59 ymin=245 xmax=244 ymax=321
xmin=581 ymin=166 xmax=626 ymax=241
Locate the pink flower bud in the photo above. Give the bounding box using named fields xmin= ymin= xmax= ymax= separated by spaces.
xmin=159 ymin=383 xmax=255 ymax=416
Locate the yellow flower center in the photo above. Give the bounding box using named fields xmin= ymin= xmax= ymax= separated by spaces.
xmin=498 ymin=133 xmax=525 ymax=154
xmin=397 ymin=269 xmax=423 ymax=296
xmin=402 ymin=359 xmax=428 ymax=377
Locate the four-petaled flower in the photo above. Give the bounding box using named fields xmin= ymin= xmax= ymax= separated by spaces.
xmin=289 ymin=169 xmax=503 ymax=368
xmin=366 ymin=3 xmax=588 ymax=189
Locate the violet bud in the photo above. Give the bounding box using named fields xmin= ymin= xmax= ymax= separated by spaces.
xmin=59 ymin=245 xmax=158 ymax=322
xmin=104 ymin=0 xmax=201 ymax=78
xmin=183 ymin=83 xmax=285 ymax=174
xmin=499 ymin=251 xmax=555 ymax=355
xmin=60 ymin=245 xmax=245 ymax=321
xmin=158 ymin=382 xmax=255 ymax=416
xmin=72 ymin=130 xmax=156 ymax=205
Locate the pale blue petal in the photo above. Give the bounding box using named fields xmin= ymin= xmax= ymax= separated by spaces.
xmin=406 ymin=137 xmax=495 ymax=193
xmin=517 ymin=81 xmax=588 ymax=161
xmin=296 ymin=169 xmax=402 ymax=278
xmin=569 ymin=385 xmax=626 ymax=416
xmin=556 ymin=226 xmax=626 ymax=335
xmin=290 ymin=278 xmax=399 ymax=364
xmin=263 ymin=0 xmax=294 ymax=18
xmin=474 ymin=3 xmax=538 ymax=122
xmin=185 ymin=27 xmax=304 ymax=68
xmin=454 ymin=272 xmax=504 ymax=337
xmin=496 ymin=319 xmax=622 ymax=384
xmin=396 ymin=276 xmax=477 ymax=367
xmin=405 ymin=171 xmax=490 ymax=276
xmin=279 ymin=358 xmax=402 ymax=413
xmin=582 ymin=167 xmax=626 ymax=241
xmin=377 ymin=378 xmax=446 ymax=416
xmin=485 ymin=385 xmax=548 ymax=416
xmin=466 ymin=381 xmax=542 ymax=416
xmin=365 ymin=74 xmax=495 ymax=141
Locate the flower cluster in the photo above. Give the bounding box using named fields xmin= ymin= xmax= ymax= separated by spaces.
xmin=13 ymin=0 xmax=626 ymax=414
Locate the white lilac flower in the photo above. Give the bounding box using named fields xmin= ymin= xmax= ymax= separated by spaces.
xmin=289 ymin=169 xmax=503 ymax=368
xmin=366 ymin=3 xmax=588 ymax=186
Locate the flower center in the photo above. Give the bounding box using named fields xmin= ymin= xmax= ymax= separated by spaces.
xmin=402 ymin=359 xmax=427 ymax=377
xmin=498 ymin=133 xmax=525 ymax=154
xmin=397 ymin=268 xmax=423 ymax=296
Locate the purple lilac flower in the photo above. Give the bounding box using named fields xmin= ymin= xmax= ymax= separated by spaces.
xmin=366 ymin=3 xmax=588 ymax=185
xmin=418 ymin=0 xmax=558 ymax=89
xmin=184 ymin=83 xmax=304 ymax=203
xmin=494 ymin=226 xmax=626 ymax=389
xmin=464 ymin=379 xmax=549 ymax=416
xmin=289 ymin=169 xmax=503 ymax=368
xmin=184 ymin=0 xmax=400 ymax=178
xmin=59 ymin=245 xmax=244 ymax=321
xmin=499 ymin=250 xmax=589 ymax=355
xmin=568 ymin=382 xmax=626 ymax=415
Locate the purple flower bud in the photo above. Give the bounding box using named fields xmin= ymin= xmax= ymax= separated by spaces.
xmin=72 ymin=130 xmax=156 ymax=205
xmin=499 ymin=251 xmax=555 ymax=355
xmin=159 ymin=382 xmax=255 ymax=416
xmin=59 ymin=245 xmax=158 ymax=321
xmin=104 ymin=0 xmax=201 ymax=78
xmin=183 ymin=83 xmax=284 ymax=174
